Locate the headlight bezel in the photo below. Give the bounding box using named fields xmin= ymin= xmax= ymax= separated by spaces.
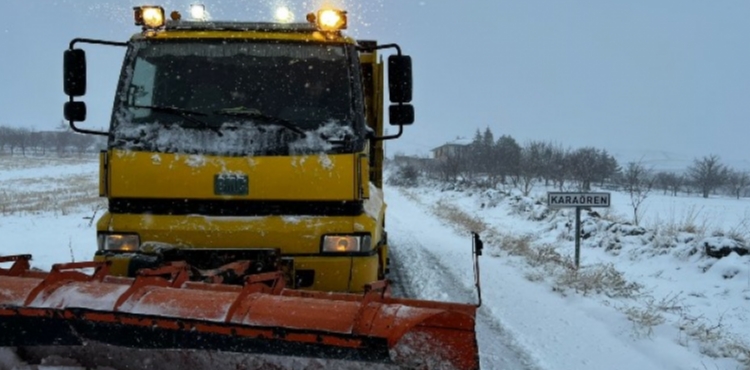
xmin=320 ymin=234 xmax=373 ymax=255
xmin=97 ymin=233 xmax=141 ymax=252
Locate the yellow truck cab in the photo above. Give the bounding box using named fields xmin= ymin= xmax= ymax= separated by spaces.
xmin=62 ymin=5 xmax=415 ymax=293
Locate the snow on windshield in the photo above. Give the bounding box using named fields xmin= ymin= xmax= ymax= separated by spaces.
xmin=112 ymin=109 xmax=353 ymax=156
xmin=109 ymin=40 xmax=359 ymax=156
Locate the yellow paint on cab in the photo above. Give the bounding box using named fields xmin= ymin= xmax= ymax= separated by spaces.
xmin=107 ymin=150 xmax=356 ymax=201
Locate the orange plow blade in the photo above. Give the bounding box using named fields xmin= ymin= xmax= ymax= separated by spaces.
xmin=0 ymin=255 xmax=478 ymax=369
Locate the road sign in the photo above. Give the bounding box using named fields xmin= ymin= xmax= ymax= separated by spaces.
xmin=547 ymin=192 xmax=611 ymax=208
xmin=547 ymin=192 xmax=611 ymax=270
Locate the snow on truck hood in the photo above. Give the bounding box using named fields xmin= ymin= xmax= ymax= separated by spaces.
xmin=112 ymin=115 xmax=354 ymax=157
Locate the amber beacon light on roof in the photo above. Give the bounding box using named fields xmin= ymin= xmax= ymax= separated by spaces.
xmin=134 ymin=4 xmax=347 ymax=32
xmin=307 ymin=8 xmax=348 ymax=31
xmin=133 ymin=5 xmax=166 ymax=29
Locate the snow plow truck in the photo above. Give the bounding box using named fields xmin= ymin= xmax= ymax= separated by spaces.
xmin=0 ymin=4 xmax=482 ymax=369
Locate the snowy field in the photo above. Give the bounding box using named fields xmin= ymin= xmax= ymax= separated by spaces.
xmin=0 ymin=155 xmax=748 ymax=370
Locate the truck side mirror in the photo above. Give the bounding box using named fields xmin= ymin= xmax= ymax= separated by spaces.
xmin=388 ymin=55 xmax=412 ymax=103
xmin=389 ymin=104 xmax=414 ymax=125
xmin=64 ymin=49 xmax=87 ymax=97
xmin=64 ymin=101 xmax=87 ymax=122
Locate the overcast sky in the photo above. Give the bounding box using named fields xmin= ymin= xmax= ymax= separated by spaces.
xmin=2 ymin=1 xmax=749 ymax=167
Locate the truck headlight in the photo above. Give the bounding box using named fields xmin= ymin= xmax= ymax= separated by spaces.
xmin=322 ymin=235 xmax=371 ymax=253
xmin=98 ymin=233 xmax=140 ymax=252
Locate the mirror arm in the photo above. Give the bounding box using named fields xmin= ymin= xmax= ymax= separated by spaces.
xmin=67 ymin=104 xmax=108 ymax=137
xmin=356 ymin=43 xmax=402 ymax=57
xmin=372 ymin=124 xmax=403 ymax=142
xmin=359 ymin=42 xmax=408 ymax=142
xmin=69 ymin=38 xmax=129 ymax=49
xmin=66 ymin=38 xmax=129 ymax=136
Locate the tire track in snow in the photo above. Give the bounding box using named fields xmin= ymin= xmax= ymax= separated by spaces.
xmin=387 ymin=197 xmax=545 ymax=370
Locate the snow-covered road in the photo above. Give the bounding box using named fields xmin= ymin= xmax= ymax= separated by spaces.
xmin=389 ymin=224 xmax=539 ymax=370
xmin=384 ymin=186 xmax=740 ymax=370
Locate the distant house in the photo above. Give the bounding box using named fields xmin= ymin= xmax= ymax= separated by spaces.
xmin=430 ymin=137 xmax=472 ymax=161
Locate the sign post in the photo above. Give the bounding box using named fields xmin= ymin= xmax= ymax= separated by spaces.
xmin=547 ymin=192 xmax=611 ymax=269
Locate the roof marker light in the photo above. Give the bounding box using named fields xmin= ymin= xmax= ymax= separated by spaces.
xmin=190 ymin=4 xmax=207 ymax=20
xmin=275 ymin=6 xmax=294 ymax=23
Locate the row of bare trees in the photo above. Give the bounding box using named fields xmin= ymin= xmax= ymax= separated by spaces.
xmin=650 ymin=155 xmax=750 ymax=199
xmin=0 ymin=124 xmax=105 ymax=156
xmin=429 ymin=128 xmax=620 ymax=195
xmin=400 ymin=127 xmax=750 ymax=204
xmin=603 ymin=156 xmax=749 ymax=225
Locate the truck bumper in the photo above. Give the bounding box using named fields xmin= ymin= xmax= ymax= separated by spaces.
xmin=94 ymin=251 xmax=380 ymax=293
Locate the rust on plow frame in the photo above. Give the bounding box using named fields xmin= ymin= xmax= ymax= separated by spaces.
xmin=0 ymin=255 xmax=479 ymax=369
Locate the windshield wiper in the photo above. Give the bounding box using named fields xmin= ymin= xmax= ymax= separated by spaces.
xmin=129 ymin=104 xmax=223 ymax=136
xmin=213 ymin=108 xmax=306 ymax=137
xmin=321 ymin=136 xmax=352 ymax=148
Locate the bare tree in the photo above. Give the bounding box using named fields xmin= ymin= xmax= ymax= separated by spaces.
xmin=654 ymin=171 xmax=683 ymax=196
xmin=549 ymin=144 xmax=569 ymax=190
xmin=621 ymin=162 xmax=653 ymax=226
xmin=466 ymin=129 xmax=484 ymax=179
xmin=4 ymin=127 xmax=31 ymax=156
xmin=653 ymin=171 xmax=671 ymax=195
xmin=567 ymin=147 xmax=600 ymax=191
xmin=494 ymin=135 xmax=521 ymax=185
xmin=596 ymin=149 xmax=620 ymax=187
xmin=464 ymin=127 xmax=496 ymax=184
xmin=534 ymin=141 xmax=557 ymax=187
xmin=436 ymin=151 xmax=463 ymax=182
xmin=725 ymin=169 xmax=750 ymax=199
xmin=687 ymin=155 xmax=727 ymax=198
xmin=480 ymin=127 xmax=496 ymax=186
xmin=667 ymin=173 xmax=684 ymax=196
xmin=511 ymin=141 xmax=545 ymax=196
xmin=0 ymin=126 xmax=11 ymax=154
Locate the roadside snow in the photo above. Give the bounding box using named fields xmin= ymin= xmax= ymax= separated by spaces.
xmin=386 ymin=178 xmax=748 ymax=370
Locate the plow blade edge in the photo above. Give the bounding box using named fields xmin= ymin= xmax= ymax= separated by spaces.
xmin=0 ymin=255 xmax=478 ymax=369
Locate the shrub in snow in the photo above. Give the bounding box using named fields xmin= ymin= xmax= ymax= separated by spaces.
xmin=580 ymin=217 xmax=602 ymax=239
xmin=508 ymin=195 xmax=552 ymax=221
xmin=528 ymin=243 xmax=570 ymax=267
xmin=606 ymin=222 xmax=647 ymax=237
xmin=431 ymin=201 xmax=487 ymax=235
xmin=678 ymin=313 xmax=750 ymax=362
xmin=703 ymin=252 xmax=748 ymax=280
xmin=478 ymin=188 xmax=507 ymax=209
xmin=624 ymin=304 xmax=666 ymax=338
xmin=702 ymin=236 xmax=749 ymax=259
xmin=387 ymin=164 xmax=421 ymax=187
xmin=555 ymin=263 xmax=642 ymax=298
xmin=649 ymin=232 xmax=679 ymax=254
xmin=623 ymin=293 xmax=685 ymax=339
xmin=529 ymin=203 xmax=551 ymax=221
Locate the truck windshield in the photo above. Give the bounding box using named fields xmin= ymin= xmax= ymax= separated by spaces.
xmin=111 ymin=40 xmax=356 ymax=156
